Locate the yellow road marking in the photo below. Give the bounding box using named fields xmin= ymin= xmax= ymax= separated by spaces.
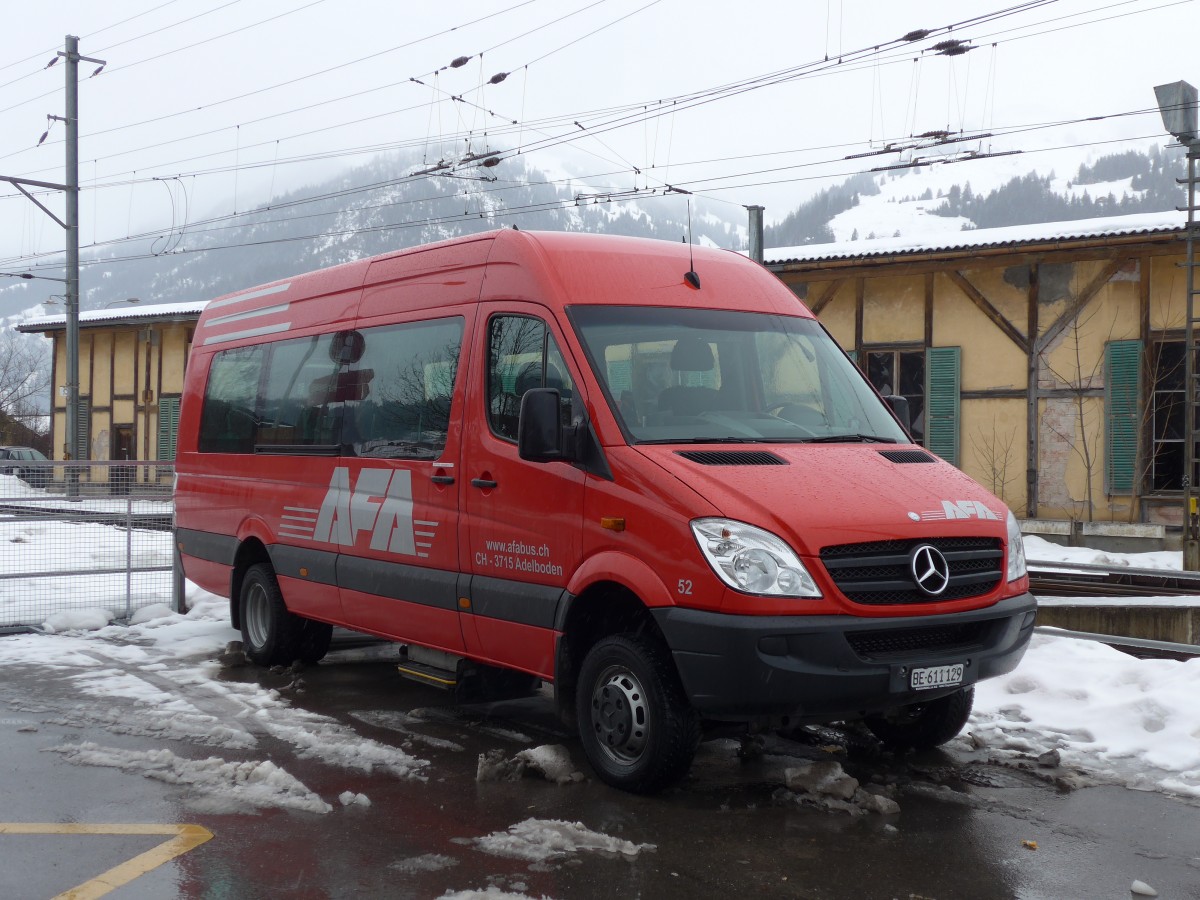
xmin=0 ymin=823 xmax=213 ymax=900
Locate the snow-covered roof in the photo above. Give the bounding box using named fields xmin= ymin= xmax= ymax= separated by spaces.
xmin=765 ymin=211 xmax=1188 ymax=267
xmin=17 ymin=300 xmax=209 ymax=333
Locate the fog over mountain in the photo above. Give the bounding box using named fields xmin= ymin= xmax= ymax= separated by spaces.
xmin=1 ymin=143 xmax=1187 ymax=329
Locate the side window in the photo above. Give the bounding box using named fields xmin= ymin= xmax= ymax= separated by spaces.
xmin=257 ymin=334 xmax=342 ymax=448
xmin=487 ymin=315 xmax=574 ymax=442
xmin=349 ymin=317 xmax=465 ymax=459
xmin=199 ymin=346 xmax=264 ymax=453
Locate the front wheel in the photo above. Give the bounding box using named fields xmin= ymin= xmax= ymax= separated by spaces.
xmin=239 ymin=563 xmax=304 ymax=666
xmin=864 ymin=687 xmax=975 ymax=751
xmin=575 ymin=634 xmax=700 ymax=794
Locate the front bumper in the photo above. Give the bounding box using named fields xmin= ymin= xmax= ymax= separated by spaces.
xmin=651 ymin=592 xmax=1036 ymax=722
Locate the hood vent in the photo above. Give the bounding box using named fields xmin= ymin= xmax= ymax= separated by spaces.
xmin=676 ymin=450 xmax=787 ymax=466
xmin=880 ymin=449 xmax=936 ymax=464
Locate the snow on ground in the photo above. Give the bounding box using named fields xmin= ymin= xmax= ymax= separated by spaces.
xmin=1 ymin=513 xmax=1198 ymax=815
xmin=967 ymin=535 xmax=1200 ymax=798
xmin=0 ymin=579 xmax=428 ymax=814
xmin=463 ymin=819 xmax=655 ymax=864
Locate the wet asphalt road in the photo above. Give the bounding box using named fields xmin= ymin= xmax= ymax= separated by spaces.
xmin=2 ymin=638 xmax=1198 ymax=900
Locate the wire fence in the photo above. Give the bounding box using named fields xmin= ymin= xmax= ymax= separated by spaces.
xmin=0 ymin=461 xmax=178 ymax=632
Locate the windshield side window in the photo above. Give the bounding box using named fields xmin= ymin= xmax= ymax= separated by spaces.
xmin=487 ymin=315 xmax=574 ymax=442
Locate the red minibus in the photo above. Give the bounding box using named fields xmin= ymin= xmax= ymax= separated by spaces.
xmin=175 ymin=229 xmax=1035 ymax=792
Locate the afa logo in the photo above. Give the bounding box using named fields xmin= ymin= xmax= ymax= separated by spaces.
xmin=912 ymin=500 xmax=1000 ymax=522
xmin=281 ymin=467 xmax=416 ymax=555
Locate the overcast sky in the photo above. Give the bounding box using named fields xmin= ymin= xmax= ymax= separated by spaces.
xmin=0 ymin=0 xmax=1195 ymax=272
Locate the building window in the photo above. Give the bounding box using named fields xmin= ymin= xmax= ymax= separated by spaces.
xmin=863 ymin=346 xmax=960 ymax=463
xmin=865 ymin=349 xmax=926 ymax=444
xmin=1150 ymin=339 xmax=1184 ymax=492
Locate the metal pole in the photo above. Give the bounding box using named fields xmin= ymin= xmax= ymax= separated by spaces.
xmin=746 ymin=205 xmax=764 ymax=264
xmin=125 ymin=496 xmax=133 ymax=622
xmin=1184 ymin=146 xmax=1199 ymax=570
xmin=64 ymin=35 xmax=81 ymax=491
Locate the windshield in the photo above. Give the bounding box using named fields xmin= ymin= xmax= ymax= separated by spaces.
xmin=568 ymin=306 xmax=909 ymax=445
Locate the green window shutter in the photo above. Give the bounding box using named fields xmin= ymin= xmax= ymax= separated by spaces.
xmin=76 ymin=398 xmax=91 ymax=460
xmin=925 ymin=347 xmax=960 ymax=466
xmin=1105 ymin=340 xmax=1142 ymax=493
xmin=158 ymin=396 xmax=181 ymax=461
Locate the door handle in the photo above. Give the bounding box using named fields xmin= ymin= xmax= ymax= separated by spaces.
xmin=431 ymin=474 xmax=455 ymax=485
xmin=470 ymin=478 xmax=498 ymax=489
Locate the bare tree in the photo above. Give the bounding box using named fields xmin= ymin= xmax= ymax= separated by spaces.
xmin=970 ymin=415 xmax=1019 ymax=503
xmin=0 ymin=331 xmax=50 ymax=443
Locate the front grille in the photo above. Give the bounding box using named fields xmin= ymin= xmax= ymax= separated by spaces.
xmin=820 ymin=537 xmax=1003 ymax=605
xmin=846 ymin=622 xmax=989 ymax=660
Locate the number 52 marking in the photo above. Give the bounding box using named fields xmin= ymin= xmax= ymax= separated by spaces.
xmin=677 ymin=579 xmax=693 ymax=595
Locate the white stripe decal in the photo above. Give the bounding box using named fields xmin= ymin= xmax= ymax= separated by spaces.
xmin=206 ymin=302 xmax=291 ymax=328
xmin=203 ymin=322 xmax=292 ymax=345
xmin=206 ymin=282 xmax=292 ymax=311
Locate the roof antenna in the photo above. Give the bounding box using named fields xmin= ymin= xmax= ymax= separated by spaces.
xmin=683 ymin=197 xmax=700 ymax=289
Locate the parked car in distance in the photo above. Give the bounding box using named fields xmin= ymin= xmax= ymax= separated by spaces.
xmin=0 ymin=446 xmax=50 ymax=488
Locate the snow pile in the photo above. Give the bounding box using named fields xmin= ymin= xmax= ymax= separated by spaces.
xmin=778 ymin=759 xmax=901 ymax=815
xmin=469 ymin=818 xmax=655 ymax=863
xmin=50 ymin=743 xmax=333 ymax=814
xmin=1023 ymin=535 xmax=1180 ymax=571
xmin=970 ymin=634 xmax=1200 ymax=798
xmin=476 ymin=745 xmax=585 ymax=785
xmin=440 ymin=888 xmax=552 ymax=900
xmin=390 ymin=853 xmax=459 ymax=874
xmin=262 ymin=718 xmax=428 ymax=780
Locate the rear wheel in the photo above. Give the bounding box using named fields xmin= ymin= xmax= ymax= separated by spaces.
xmin=575 ymin=634 xmax=700 ymax=794
xmin=239 ymin=563 xmax=303 ymax=666
xmin=864 ymin=687 xmax=975 ymax=751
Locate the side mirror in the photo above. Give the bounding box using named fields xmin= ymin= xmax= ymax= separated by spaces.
xmin=518 ymin=388 xmax=567 ymax=462
xmin=884 ymin=394 xmax=911 ymax=435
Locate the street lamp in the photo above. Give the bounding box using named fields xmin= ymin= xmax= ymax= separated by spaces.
xmin=1155 ymin=80 xmax=1200 ymax=569
xmin=103 ymin=297 xmax=140 ymax=309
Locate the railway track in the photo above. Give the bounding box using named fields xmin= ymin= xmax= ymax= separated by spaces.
xmin=1028 ymin=559 xmax=1200 ymax=659
xmin=1027 ymin=559 xmax=1200 ymax=597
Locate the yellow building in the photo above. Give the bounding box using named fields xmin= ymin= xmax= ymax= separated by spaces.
xmin=765 ymin=213 xmax=1188 ymax=526
xmin=18 ymin=302 xmax=204 ymax=467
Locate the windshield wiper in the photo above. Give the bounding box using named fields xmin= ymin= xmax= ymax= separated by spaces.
xmin=798 ymin=433 xmax=898 ymax=444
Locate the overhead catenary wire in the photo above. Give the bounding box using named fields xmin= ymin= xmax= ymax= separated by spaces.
xmin=0 ymin=118 xmax=1181 ymax=277
xmin=0 ymin=0 xmax=1190 ymax=277
xmin=0 ymin=0 xmax=1171 ymax=193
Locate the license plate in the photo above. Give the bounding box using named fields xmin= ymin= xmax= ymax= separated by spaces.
xmin=910 ymin=663 xmax=964 ymax=691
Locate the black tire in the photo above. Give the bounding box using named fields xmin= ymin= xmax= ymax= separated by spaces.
xmin=297 ymin=619 xmax=333 ymax=665
xmin=575 ymin=634 xmax=700 ymax=794
xmin=239 ymin=563 xmax=303 ymax=666
xmin=864 ymin=687 xmax=975 ymax=751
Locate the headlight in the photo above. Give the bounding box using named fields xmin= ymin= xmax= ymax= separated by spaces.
xmin=691 ymin=518 xmax=821 ymax=597
xmin=1006 ymin=509 xmax=1027 ymax=582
